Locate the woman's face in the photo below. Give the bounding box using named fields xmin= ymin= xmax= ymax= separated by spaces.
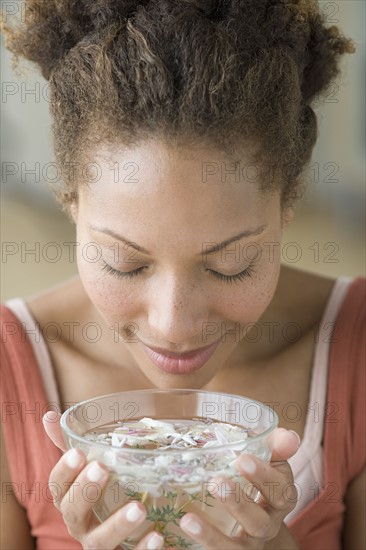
xmin=72 ymin=140 xmax=291 ymax=388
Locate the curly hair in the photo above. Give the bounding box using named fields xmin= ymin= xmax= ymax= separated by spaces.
xmin=1 ymin=0 xmax=356 ymax=215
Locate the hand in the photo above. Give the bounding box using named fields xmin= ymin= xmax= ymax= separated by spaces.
xmin=178 ymin=428 xmax=301 ymax=549
xmin=43 ymin=411 xmax=164 ymax=550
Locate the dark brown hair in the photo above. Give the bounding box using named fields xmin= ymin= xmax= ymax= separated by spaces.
xmin=1 ymin=0 xmax=356 ymax=214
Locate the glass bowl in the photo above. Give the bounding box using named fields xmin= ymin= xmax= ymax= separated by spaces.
xmin=60 ymin=389 xmax=278 ymax=549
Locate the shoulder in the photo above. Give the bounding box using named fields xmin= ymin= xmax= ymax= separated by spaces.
xmin=332 ymin=275 xmax=365 ymax=353
xmin=326 ymin=276 xmax=365 ymax=482
xmin=1 ymin=276 xmax=95 ymax=351
xmin=24 ymin=275 xmax=93 ymax=330
xmin=339 ymin=276 xmax=365 ymax=316
xmin=0 ymin=302 xmax=30 ymax=357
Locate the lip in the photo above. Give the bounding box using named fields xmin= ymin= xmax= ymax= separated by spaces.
xmin=140 ymin=339 xmax=221 ymax=374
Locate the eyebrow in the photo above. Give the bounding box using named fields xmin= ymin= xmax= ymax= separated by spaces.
xmin=88 ymin=224 xmax=268 ymax=256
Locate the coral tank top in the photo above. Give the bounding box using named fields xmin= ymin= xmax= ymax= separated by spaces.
xmin=1 ymin=277 xmax=365 ymax=549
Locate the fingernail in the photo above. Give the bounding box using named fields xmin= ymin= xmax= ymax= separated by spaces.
xmin=65 ymin=448 xmax=82 ymax=469
xmin=289 ymin=430 xmax=301 ymax=447
xmin=125 ymin=502 xmax=145 ymax=522
xmin=86 ymin=462 xmax=106 ymax=482
xmin=181 ymin=515 xmax=202 ymax=535
xmin=238 ymin=455 xmax=256 ymax=474
xmin=43 ymin=410 xmax=59 ymax=422
xmin=146 ymin=532 xmax=164 ymax=550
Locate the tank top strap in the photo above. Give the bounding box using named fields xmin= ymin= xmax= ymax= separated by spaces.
xmin=324 ymin=276 xmax=366 ymax=487
xmin=4 ymin=298 xmax=61 ymax=406
xmin=289 ymin=276 xmax=355 ymax=476
xmin=287 ymin=277 xmax=366 ymax=547
xmin=1 ymin=302 xmax=82 ymax=547
xmin=0 ymin=303 xmax=64 ymax=505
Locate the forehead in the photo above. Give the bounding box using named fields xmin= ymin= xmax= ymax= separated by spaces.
xmin=78 ymin=141 xmax=281 ymax=256
xmin=81 ymin=139 xmax=275 ymax=208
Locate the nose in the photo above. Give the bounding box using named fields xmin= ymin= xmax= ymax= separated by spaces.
xmin=147 ymin=274 xmax=209 ymax=347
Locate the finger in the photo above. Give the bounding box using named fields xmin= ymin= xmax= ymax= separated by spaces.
xmin=208 ymin=476 xmax=278 ymax=541
xmin=59 ymin=460 xmax=110 ymax=538
xmin=270 ymin=428 xmax=300 ymax=461
xmin=235 ymin=455 xmax=297 ymax=513
xmin=81 ymin=501 xmax=149 ymax=550
xmin=135 ymin=531 xmax=164 ymax=550
xmin=180 ymin=511 xmax=246 ymax=550
xmin=43 ymin=411 xmax=66 ymax=451
xmin=48 ymin=448 xmax=87 ymax=510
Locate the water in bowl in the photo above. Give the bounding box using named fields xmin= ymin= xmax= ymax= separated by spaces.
xmin=84 ymin=417 xmax=264 ymax=549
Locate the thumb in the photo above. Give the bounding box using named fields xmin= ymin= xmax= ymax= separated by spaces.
xmin=271 ymin=427 xmax=301 ymax=462
xmin=42 ymin=411 xmax=67 ymax=451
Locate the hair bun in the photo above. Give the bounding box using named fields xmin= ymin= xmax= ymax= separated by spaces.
xmin=301 ymin=20 xmax=356 ymax=103
xmin=1 ymin=0 xmax=150 ymax=80
xmin=244 ymin=1 xmax=356 ymax=104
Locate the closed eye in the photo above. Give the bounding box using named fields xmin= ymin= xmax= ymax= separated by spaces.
xmin=100 ymin=261 xmax=146 ymax=280
xmin=100 ymin=260 xmax=256 ymax=283
xmin=207 ymin=264 xmax=256 ymax=283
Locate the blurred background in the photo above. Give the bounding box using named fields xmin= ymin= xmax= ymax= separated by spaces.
xmin=1 ymin=1 xmax=365 ymax=301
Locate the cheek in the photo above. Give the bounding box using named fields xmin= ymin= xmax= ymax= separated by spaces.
xmin=76 ymin=246 xmax=137 ymax=322
xmin=76 ymin=233 xmax=281 ymax=327
xmin=218 ymin=243 xmax=281 ymax=323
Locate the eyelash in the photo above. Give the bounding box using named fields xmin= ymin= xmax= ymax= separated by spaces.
xmin=100 ymin=260 xmax=256 ymax=284
xmin=208 ymin=264 xmax=256 ymax=284
xmin=101 ymin=261 xmax=145 ymax=280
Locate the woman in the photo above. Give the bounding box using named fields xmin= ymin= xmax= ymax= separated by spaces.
xmin=1 ymin=1 xmax=364 ymax=549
